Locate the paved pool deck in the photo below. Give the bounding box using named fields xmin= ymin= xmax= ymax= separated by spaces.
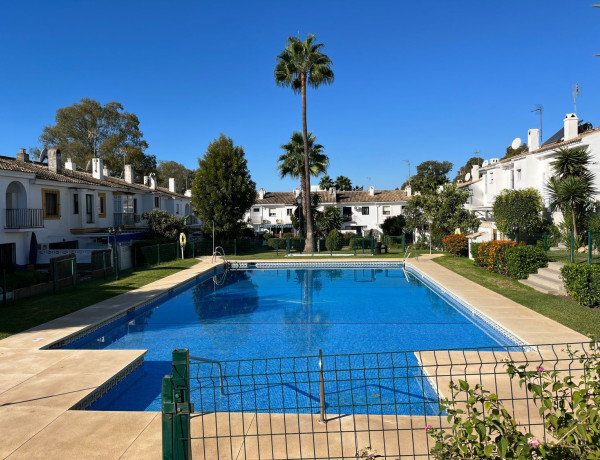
xmin=0 ymin=255 xmax=589 ymax=459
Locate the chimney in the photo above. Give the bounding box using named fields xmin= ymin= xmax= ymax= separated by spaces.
xmin=103 ymin=166 xmax=109 ymax=177
xmin=564 ymin=113 xmax=579 ymax=141
xmin=258 ymin=187 xmax=266 ymax=199
xmin=405 ymin=185 xmax=412 ymax=196
xmin=368 ymin=185 xmax=375 ymax=196
xmin=293 ymin=188 xmax=300 ymax=198
xmin=328 ymin=186 xmax=337 ymax=202
xmin=149 ymin=173 xmax=157 ymax=190
xmin=143 ymin=175 xmax=149 ymax=186
xmin=168 ymin=178 xmax=176 ymax=193
xmin=471 ymin=164 xmax=480 ymax=180
xmin=528 ymin=129 xmax=540 ymax=152
xmin=124 ymin=164 xmax=134 ymax=184
xmin=65 ymin=158 xmax=76 ymax=171
xmin=92 ymin=158 xmax=103 ymax=180
xmin=16 ymin=148 xmax=29 ymax=162
xmin=48 ymin=148 xmax=62 ymax=173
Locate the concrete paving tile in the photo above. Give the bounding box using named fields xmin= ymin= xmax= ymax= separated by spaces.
xmin=119 ymin=413 xmax=161 ymax=460
xmin=38 ymin=350 xmax=145 ymax=375
xmin=7 ymin=410 xmax=157 ymax=460
xmin=0 ymin=374 xmax=36 ymax=395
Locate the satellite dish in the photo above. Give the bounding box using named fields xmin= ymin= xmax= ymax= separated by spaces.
xmin=511 ymin=137 xmax=522 ymax=150
xmin=464 ymin=172 xmax=471 ymax=181
xmin=40 ymin=148 xmax=48 ymax=163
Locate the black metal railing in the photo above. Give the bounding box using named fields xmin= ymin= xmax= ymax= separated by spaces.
xmin=113 ymin=212 xmax=140 ymax=227
xmin=4 ymin=208 xmax=43 ymax=229
xmin=162 ymin=342 xmax=596 ymax=459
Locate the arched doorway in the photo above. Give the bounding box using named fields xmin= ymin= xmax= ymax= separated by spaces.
xmin=5 ymin=181 xmax=27 ymax=209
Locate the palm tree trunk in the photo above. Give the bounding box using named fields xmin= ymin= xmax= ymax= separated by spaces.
xmin=301 ymin=73 xmax=314 ymax=252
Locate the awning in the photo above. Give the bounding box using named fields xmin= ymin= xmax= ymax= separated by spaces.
xmin=258 ymin=224 xmax=294 ymax=229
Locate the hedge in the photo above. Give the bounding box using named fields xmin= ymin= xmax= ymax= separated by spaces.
xmin=443 ymin=234 xmax=468 ymax=257
xmin=326 ymin=229 xmax=344 ymax=251
xmin=470 ymin=242 xmax=481 ymax=260
xmin=475 ymin=240 xmax=518 ymax=274
xmin=561 ymin=264 xmax=600 ymax=307
xmin=505 ymin=246 xmax=548 ymax=279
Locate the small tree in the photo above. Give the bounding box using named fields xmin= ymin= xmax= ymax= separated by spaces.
xmin=325 ymin=229 xmax=344 ymax=251
xmin=142 ymin=209 xmax=188 ymax=239
xmin=492 ymin=188 xmax=544 ymax=236
xmin=316 ymin=206 xmax=343 ymax=237
xmin=381 ymin=215 xmax=406 ymax=235
xmin=191 ymin=134 xmax=256 ymax=240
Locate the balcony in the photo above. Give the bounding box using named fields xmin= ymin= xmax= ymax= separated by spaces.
xmin=4 ymin=208 xmax=44 ymax=229
xmin=113 ymin=212 xmax=140 ymax=227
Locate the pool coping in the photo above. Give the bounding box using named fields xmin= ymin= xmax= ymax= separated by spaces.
xmin=0 ymin=255 xmax=589 ymax=459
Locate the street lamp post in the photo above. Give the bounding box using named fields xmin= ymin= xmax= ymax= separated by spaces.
xmin=296 ymin=192 xmax=303 ymax=238
xmin=108 ymin=226 xmax=123 ymax=280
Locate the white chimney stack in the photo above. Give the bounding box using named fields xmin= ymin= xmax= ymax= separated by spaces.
xmin=149 ymin=173 xmax=157 ymax=190
xmin=124 ymin=164 xmax=134 ymax=184
xmin=65 ymin=158 xmax=76 ymax=171
xmin=528 ymin=129 xmax=540 ymax=152
xmin=103 ymin=166 xmax=109 ymax=177
xmin=368 ymin=185 xmax=375 ymax=196
xmin=293 ymin=188 xmax=300 ymax=198
xmin=168 ymin=178 xmax=176 ymax=193
xmin=471 ymin=164 xmax=480 ymax=180
xmin=564 ymin=113 xmax=579 ymax=141
xmin=258 ymin=187 xmax=266 ymax=199
xmin=405 ymin=185 xmax=412 ymax=197
xmin=92 ymin=158 xmax=103 ymax=180
xmin=48 ymin=148 xmax=62 ymax=174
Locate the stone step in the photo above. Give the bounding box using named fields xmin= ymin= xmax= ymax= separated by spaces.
xmin=528 ymin=273 xmax=564 ymax=291
xmin=544 ymin=261 xmax=565 ymax=275
xmin=532 ymin=271 xmax=562 ymax=285
xmin=519 ymin=277 xmax=565 ymax=295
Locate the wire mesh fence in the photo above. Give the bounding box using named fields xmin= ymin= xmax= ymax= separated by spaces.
xmin=162 ymin=342 xmax=594 ymax=459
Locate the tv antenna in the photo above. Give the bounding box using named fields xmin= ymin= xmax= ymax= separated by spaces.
xmin=572 ymin=83 xmax=580 ymax=114
xmin=531 ymin=104 xmax=543 ymax=143
xmin=403 ymin=160 xmax=411 ymax=185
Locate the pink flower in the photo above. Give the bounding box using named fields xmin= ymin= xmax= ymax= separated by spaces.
xmin=528 ymin=437 xmax=540 ymax=448
xmin=537 ymin=366 xmax=544 ymax=373
xmin=425 ymin=425 xmax=432 ymax=432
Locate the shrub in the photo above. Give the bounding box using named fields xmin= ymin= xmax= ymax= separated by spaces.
xmin=505 ymin=246 xmax=548 ymax=279
xmin=561 ymin=264 xmax=600 ymax=307
xmin=5 ymin=271 xmax=50 ymax=291
xmin=262 ymin=231 xmax=274 ymax=240
xmin=281 ymin=232 xmax=293 ymax=239
xmin=325 ymin=229 xmax=344 ymax=251
xmin=442 ymin=234 xmax=468 ymax=257
xmin=266 ymin=238 xmax=283 ymax=250
xmin=475 ymin=240 xmax=518 ymax=274
xmin=470 ymin=242 xmax=481 ymax=260
xmin=342 ymin=232 xmax=356 ymax=244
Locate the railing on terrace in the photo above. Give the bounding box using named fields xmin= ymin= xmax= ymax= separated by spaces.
xmin=162 ymin=342 xmax=594 ymax=459
xmin=113 ymin=212 xmax=140 ymax=227
xmin=4 ymin=208 xmax=43 ymax=229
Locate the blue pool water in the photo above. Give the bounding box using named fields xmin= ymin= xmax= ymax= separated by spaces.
xmin=70 ymin=266 xmax=517 ymax=413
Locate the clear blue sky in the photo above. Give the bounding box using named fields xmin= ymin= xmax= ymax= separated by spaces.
xmin=1 ymin=1 xmax=599 ymax=191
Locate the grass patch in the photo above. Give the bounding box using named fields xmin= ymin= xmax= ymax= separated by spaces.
xmin=0 ymin=258 xmax=199 ymax=340
xmin=434 ymin=255 xmax=600 ymax=340
xmin=228 ymin=246 xmax=441 ymax=260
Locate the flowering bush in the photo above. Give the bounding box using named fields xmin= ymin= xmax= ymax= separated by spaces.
xmin=443 ymin=234 xmax=468 ymax=257
xmin=355 ymin=445 xmax=377 ymax=458
xmin=475 ymin=240 xmax=518 ymax=274
xmin=429 ymin=342 xmax=600 ymax=459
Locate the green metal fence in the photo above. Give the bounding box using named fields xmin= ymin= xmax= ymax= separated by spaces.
xmin=52 ymin=256 xmax=77 ymax=293
xmin=505 ymin=230 xmax=600 ymax=264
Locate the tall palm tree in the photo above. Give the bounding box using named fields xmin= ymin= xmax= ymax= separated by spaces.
xmin=546 ymin=146 xmax=596 ymax=240
xmin=335 ymin=175 xmax=352 ymax=191
xmin=319 ymin=174 xmax=334 ymax=190
xmin=275 ymin=34 xmax=334 ymax=252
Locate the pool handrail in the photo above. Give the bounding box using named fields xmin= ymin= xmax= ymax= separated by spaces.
xmin=189 ymin=355 xmax=226 ymax=396
xmin=402 ymin=244 xmax=419 ymax=263
xmin=212 ymin=246 xmax=227 ymax=264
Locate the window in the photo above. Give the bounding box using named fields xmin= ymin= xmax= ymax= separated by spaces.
xmin=98 ymin=193 xmax=106 ymax=218
xmin=362 ymin=206 xmax=370 ymax=215
xmin=489 ymin=172 xmax=494 ymax=184
xmin=154 ymin=196 xmax=160 ymax=209
xmin=73 ymin=194 xmax=79 ymax=215
xmin=42 ymin=189 xmax=60 ymax=219
xmin=253 ymin=208 xmax=260 ymax=213
xmin=382 ymin=206 xmax=391 ymax=215
xmin=286 ymin=208 xmax=292 ymax=216
xmin=176 ymin=203 xmax=180 ymax=214
xmin=269 ymin=209 xmax=276 ymax=217
xmin=86 ymin=194 xmax=94 ymax=223
xmin=517 ymin=169 xmax=522 ymax=181
xmin=342 ymin=206 xmax=352 ymax=217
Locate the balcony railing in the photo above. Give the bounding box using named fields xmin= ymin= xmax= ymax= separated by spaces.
xmin=5 ymin=208 xmax=44 ymax=229
xmin=113 ymin=212 xmax=140 ymax=227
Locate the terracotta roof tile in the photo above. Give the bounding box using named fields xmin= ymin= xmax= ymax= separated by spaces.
xmin=255 ymin=189 xmax=409 ymax=205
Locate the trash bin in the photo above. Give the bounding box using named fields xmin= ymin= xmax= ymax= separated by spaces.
xmin=374 ymin=242 xmax=382 ymax=255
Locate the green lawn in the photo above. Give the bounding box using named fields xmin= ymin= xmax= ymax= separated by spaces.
xmin=228 ymin=246 xmax=441 ymax=260
xmin=0 ymin=258 xmax=199 ymax=340
xmin=434 ymin=255 xmax=600 ymax=340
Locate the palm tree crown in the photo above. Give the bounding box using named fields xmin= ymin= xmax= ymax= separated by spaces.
xmin=277 ymin=132 xmax=329 ymax=180
xmin=335 ymin=175 xmax=352 ymax=191
xmin=319 ymin=175 xmax=334 ymax=190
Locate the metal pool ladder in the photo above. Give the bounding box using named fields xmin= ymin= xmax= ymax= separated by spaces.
xmin=212 ymin=246 xmax=227 ymax=264
xmin=402 ymin=244 xmax=418 ymax=263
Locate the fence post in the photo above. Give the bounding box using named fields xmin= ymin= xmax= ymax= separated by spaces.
xmin=157 ymin=243 xmax=161 ymax=265
xmin=286 ymin=237 xmax=290 ymax=255
xmin=234 ymin=239 xmax=237 ymax=256
xmin=2 ymin=269 xmax=6 ymax=307
xmin=317 ymin=239 xmax=321 ymax=253
xmin=353 ymin=238 xmax=356 ymax=256
xmin=71 ymin=258 xmax=77 ymax=288
xmin=570 ymin=231 xmax=574 ymax=263
xmin=371 ymin=235 xmax=375 ymax=255
xmin=53 ymin=260 xmax=58 ymax=294
xmin=362 ymin=238 xmax=365 ymax=254
xmin=275 ymin=239 xmax=279 ymax=256
xmin=318 ymin=349 xmax=326 ymax=424
xmin=402 ymin=234 xmax=406 ymax=252
xmin=589 ymin=231 xmax=593 ymax=265
xmin=192 ymin=240 xmax=195 ymax=257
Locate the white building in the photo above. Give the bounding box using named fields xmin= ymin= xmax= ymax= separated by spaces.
xmin=244 ymin=186 xmax=409 ymax=236
xmin=460 ymin=113 xmax=600 ymax=240
xmin=0 ymin=148 xmax=194 ymax=267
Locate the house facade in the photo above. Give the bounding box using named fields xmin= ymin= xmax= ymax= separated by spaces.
xmin=459 ymin=113 xmax=600 ymax=241
xmin=0 ymin=148 xmax=194 ymax=267
xmin=244 ymin=186 xmax=409 ymax=236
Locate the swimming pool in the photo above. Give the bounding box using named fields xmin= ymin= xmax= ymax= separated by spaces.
xmin=68 ymin=264 xmax=520 ymax=413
